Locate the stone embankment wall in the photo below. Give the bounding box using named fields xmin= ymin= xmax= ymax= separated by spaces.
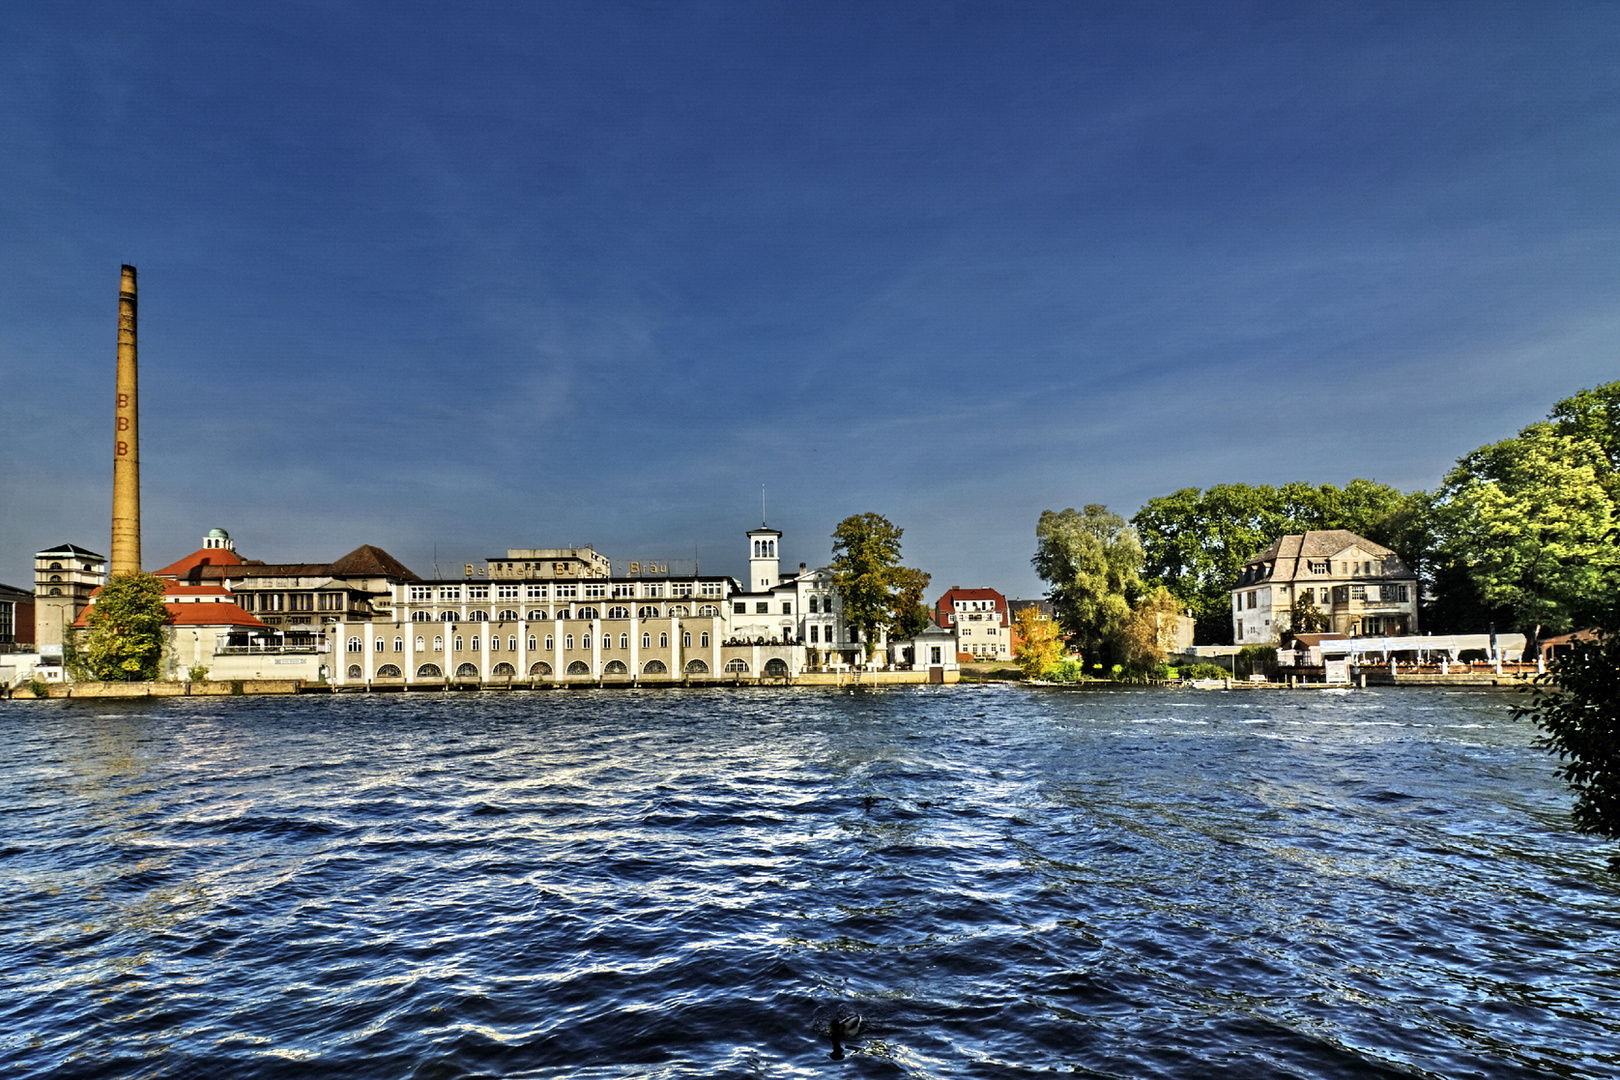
xmin=21 ymin=680 xmax=306 ymax=699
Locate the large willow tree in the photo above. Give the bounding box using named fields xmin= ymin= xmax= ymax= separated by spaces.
xmin=1032 ymin=504 xmax=1143 ymax=663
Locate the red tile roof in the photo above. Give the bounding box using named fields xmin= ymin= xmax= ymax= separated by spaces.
xmin=154 ymin=547 xmax=246 ymax=578
xmin=165 ymin=603 xmax=268 ymax=628
xmin=934 ymin=586 xmax=1009 ymax=626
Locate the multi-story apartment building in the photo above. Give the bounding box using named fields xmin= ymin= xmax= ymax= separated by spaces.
xmin=934 ymin=587 xmax=1011 ymax=661
xmin=0 ymin=582 xmax=33 ymax=650
xmin=1232 ymin=530 xmax=1418 ymax=644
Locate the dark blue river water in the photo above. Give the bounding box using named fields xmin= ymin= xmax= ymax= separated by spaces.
xmin=2 ymin=686 xmax=1616 ymax=1079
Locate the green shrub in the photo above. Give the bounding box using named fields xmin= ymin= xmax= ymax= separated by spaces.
xmin=29 ymin=679 xmax=49 ymax=699
xmin=187 ymin=664 xmax=210 ymax=684
xmin=1178 ymin=662 xmax=1229 ymax=680
xmin=1117 ymin=662 xmax=1173 ymax=683
xmin=1039 ymin=658 xmax=1089 ymax=683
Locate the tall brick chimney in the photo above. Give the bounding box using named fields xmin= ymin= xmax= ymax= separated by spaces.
xmin=110 ymin=264 xmax=141 ymax=576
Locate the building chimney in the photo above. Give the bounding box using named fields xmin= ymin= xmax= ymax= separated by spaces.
xmin=110 ymin=264 xmax=141 ymax=576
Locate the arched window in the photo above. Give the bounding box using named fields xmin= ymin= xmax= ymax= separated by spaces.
xmin=682 ymin=632 xmax=692 ymax=647
xmin=471 ymin=636 xmax=480 ymax=651
xmin=603 ymin=660 xmax=628 ymax=675
xmin=347 ymin=664 xmax=362 ymax=679
xmin=642 ymin=659 xmax=668 ymax=674
xmin=669 ymin=605 xmax=689 ymax=617
xmin=526 ymin=609 xmax=547 ymax=621
xmin=50 ymin=575 xmax=61 ymax=583
xmin=684 ymin=659 xmax=709 ymax=674
xmin=545 ymin=635 xmax=554 ymax=650
xmin=567 ymin=660 xmax=591 ymax=675
xmin=724 ymin=658 xmax=749 ymax=672
xmin=529 ymin=661 xmax=552 ymax=676
xmin=440 ymin=611 xmax=458 ymax=622
xmin=764 ymin=658 xmax=789 ymax=677
xmin=607 ymin=606 xmax=630 ymax=619
xmin=582 ymin=634 xmax=591 ymax=649
xmin=49 ymin=561 xmax=61 ymax=570
xmin=377 ymin=664 xmax=402 ymax=678
xmin=49 ymin=588 xmax=61 ymax=596
xmin=638 ymin=605 xmax=660 ymax=618
xmin=808 ymin=597 xmax=818 ymax=613
xmin=394 ymin=637 xmax=403 ymax=652
xmin=619 ymin=634 xmax=629 ymax=649
xmin=412 ymin=611 xmax=432 ymax=621
xmin=498 ymin=609 xmax=519 ymax=621
xmin=698 ymin=605 xmax=718 ymax=616
xmin=469 ymin=610 xmax=489 ymax=622
xmin=700 ymin=632 xmax=709 ymax=647
xmin=528 ymin=635 xmax=537 ymax=650
xmin=454 ymin=635 xmax=464 ymax=651
xmin=492 ymin=662 xmax=516 ymax=677
xmin=375 ymin=638 xmax=385 ymax=652
xmin=456 ymin=663 xmax=478 ymax=678
xmin=416 ymin=636 xmax=426 ymax=651
xmin=577 ymin=607 xmax=599 ymax=620
xmin=489 ymin=635 xmax=499 ymax=650
xmin=433 ymin=636 xmax=444 ymax=651
xmin=564 ymin=634 xmax=574 ymax=650
xmin=417 ymin=663 xmax=443 ymax=678
xmin=641 ymin=633 xmax=651 ymax=648
xmin=659 ymin=633 xmax=669 ymax=648
xmin=555 ymin=609 xmax=572 ymax=620
xmin=347 ymin=637 xmax=362 ymax=652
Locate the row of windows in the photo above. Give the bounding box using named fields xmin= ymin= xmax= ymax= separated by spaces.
xmin=732 ymin=601 xmax=796 ymax=615
xmin=404 ymin=605 xmax=722 ymax=623
xmin=348 ymin=656 xmax=790 ymax=680
xmin=408 ymin=582 xmax=724 ymax=602
xmin=357 ymin=630 xmax=718 ymax=653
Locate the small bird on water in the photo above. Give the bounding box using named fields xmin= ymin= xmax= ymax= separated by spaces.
xmin=828 ymin=1011 xmax=862 ymax=1060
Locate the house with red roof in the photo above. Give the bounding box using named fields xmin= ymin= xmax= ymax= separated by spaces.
xmin=934 ymin=586 xmax=1011 ymax=662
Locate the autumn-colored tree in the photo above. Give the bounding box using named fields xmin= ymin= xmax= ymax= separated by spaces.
xmin=1116 ymin=586 xmax=1184 ymax=668
xmin=80 ymin=572 xmax=169 ymax=681
xmin=1012 ymin=606 xmax=1064 ymax=678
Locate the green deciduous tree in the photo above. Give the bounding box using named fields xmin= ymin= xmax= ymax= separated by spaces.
xmin=830 ymin=513 xmax=927 ymax=659
xmin=80 ymin=572 xmax=169 ymax=681
xmin=1032 ymin=505 xmax=1143 ymax=663
xmin=1285 ymin=592 xmax=1330 ymax=635
xmin=1012 ymin=606 xmax=1064 ymax=678
xmin=1429 ymin=423 xmax=1619 ymax=651
xmin=1516 ymin=623 xmax=1620 ymax=868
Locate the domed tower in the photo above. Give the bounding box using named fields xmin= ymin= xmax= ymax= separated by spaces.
xmin=203 ymin=528 xmax=235 ymax=552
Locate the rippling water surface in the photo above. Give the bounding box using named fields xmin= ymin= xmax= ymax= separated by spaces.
xmin=3 ymin=686 xmax=1617 ymax=1079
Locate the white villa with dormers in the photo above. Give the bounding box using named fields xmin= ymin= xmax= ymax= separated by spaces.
xmin=1232 ymin=530 xmax=1419 ymax=644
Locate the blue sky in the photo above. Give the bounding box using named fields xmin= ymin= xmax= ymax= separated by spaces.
xmin=3 ymin=2 xmax=1617 ymax=600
